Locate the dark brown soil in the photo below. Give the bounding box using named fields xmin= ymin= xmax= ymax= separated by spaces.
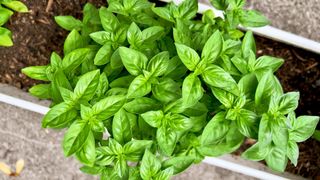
xmin=0 ymin=0 xmax=105 ymax=89
xmin=0 ymin=0 xmax=319 ymax=178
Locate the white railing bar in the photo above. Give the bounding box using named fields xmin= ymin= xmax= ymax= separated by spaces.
xmin=159 ymin=0 xmax=320 ymax=54
xmin=0 ymin=92 xmax=290 ymax=179
xmin=0 ymin=93 xmax=49 ymax=115
xmin=204 ymin=157 xmax=289 ymax=180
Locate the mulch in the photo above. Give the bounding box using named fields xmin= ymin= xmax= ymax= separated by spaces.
xmin=0 ymin=0 xmax=319 ymax=178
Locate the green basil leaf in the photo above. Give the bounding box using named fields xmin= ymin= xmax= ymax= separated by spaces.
xmin=182 ymin=73 xmax=203 ymax=108
xmin=129 ymin=167 xmax=141 ymax=180
xmin=312 ymin=130 xmax=320 ymax=141
xmin=81 ymin=49 xmax=98 ymax=74
xmin=202 ymin=64 xmax=240 ymax=96
xmin=183 ymin=102 xmax=208 ymax=117
xmin=103 ymin=63 xmax=123 ymax=81
xmin=95 ymin=72 xmax=109 ymax=98
xmin=255 ymin=71 xmax=283 ymax=110
xmin=113 ymin=108 xmax=133 ymax=145
xmin=83 ymin=3 xmax=101 ymax=25
xmin=230 ymin=56 xmax=248 ymax=74
xmin=127 ymin=22 xmax=142 ymax=46
xmin=151 ymin=7 xmax=174 ymax=22
xmin=157 ymin=127 xmax=177 ymax=156
xmin=101 ymin=168 xmax=121 ymax=180
xmin=228 ymin=0 xmax=245 ymax=9
xmin=290 ymin=116 xmax=319 ymax=142
xmin=76 ymin=131 xmax=96 ymax=166
xmin=209 ymin=0 xmax=229 ymax=10
xmin=152 ymin=78 xmax=180 ymax=103
xmin=142 ymin=26 xmax=164 ymax=42
xmin=119 ymin=47 xmax=148 ymax=76
xmin=89 ymin=31 xmax=112 ymax=45
xmin=201 ymin=30 xmax=223 ymax=63
xmin=74 ymin=70 xmax=100 ymax=102
xmin=96 ymin=146 xmax=116 ymax=166
xmin=175 ymin=43 xmax=200 ymax=71
xmin=123 ymin=140 xmax=153 ymax=162
xmin=115 ymin=156 xmax=129 ymax=178
xmin=29 ymin=84 xmax=51 ymax=99
xmin=42 ymin=102 xmax=77 ymax=128
xmin=286 ymin=140 xmax=299 ymax=166
xmin=241 ymin=142 xmax=269 ymax=161
xmin=115 ymin=26 xmax=127 ymax=44
xmin=0 ymin=27 xmax=13 ymax=46
xmin=124 ymin=97 xmax=162 ymax=114
xmin=109 ymin=138 xmax=123 ymax=154
xmin=164 ymin=56 xmax=188 ymax=80
xmin=99 ymin=6 xmax=119 ymax=32
xmin=176 ymin=0 xmax=197 ymax=20
xmin=80 ymin=104 xmax=93 ymax=120
xmin=238 ymin=73 xmax=258 ymax=100
xmin=154 ymin=167 xmax=174 ymax=180
xmin=169 ymin=114 xmax=192 ymax=131
xmin=199 ymin=123 xmax=244 ymax=156
xmin=258 ymin=114 xmax=272 ymax=148
xmin=202 ymin=9 xmax=215 ymax=24
xmin=64 ymin=30 xmax=85 ymax=55
xmin=63 ymin=119 xmax=91 ymax=156
xmin=131 ymin=12 xmax=158 ymax=27
xmin=241 ymin=31 xmax=256 ymax=58
xmin=147 ymin=51 xmax=170 ymax=77
xmin=127 ymin=75 xmax=151 ymax=98
xmin=50 ymin=52 xmax=62 ymax=69
xmin=254 ymin=56 xmax=284 ymax=73
xmin=265 ymin=146 xmax=288 ymax=172
xmin=236 ymin=109 xmax=258 ymax=138
xmin=272 ymin=126 xmax=289 ymax=148
xmin=80 ymin=165 xmax=103 ymax=175
xmin=276 ymin=92 xmax=300 ymax=115
xmin=173 ymin=27 xmax=191 ymax=47
xmin=0 ymin=7 xmax=13 ymax=26
xmin=92 ymin=95 xmax=126 ymax=120
xmin=54 ymin=16 xmax=83 ymax=31
xmin=110 ymin=75 xmax=135 ymax=88
xmin=22 ymin=66 xmax=49 ymax=81
xmin=240 ymin=10 xmax=269 ymax=27
xmin=110 ymin=48 xmax=123 ymax=69
xmin=94 ymin=43 xmax=113 ymax=65
xmin=140 ymin=149 xmax=161 ymax=180
xmin=211 ymin=87 xmax=235 ymax=108
xmin=164 ymin=98 xmax=186 ymax=114
xmin=51 ymin=70 xmax=72 ymax=103
xmin=141 ymin=110 xmax=163 ymax=128
xmin=62 ymin=48 xmax=91 ymax=72
xmin=105 ymin=88 xmax=127 ymax=99
xmin=3 ymin=1 xmax=28 ymax=12
xmin=162 ymin=156 xmax=194 ymax=175
xmin=201 ymin=112 xmax=230 ymax=145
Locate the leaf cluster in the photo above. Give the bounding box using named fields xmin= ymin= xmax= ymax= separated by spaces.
xmin=22 ymin=0 xmax=319 ymax=178
xmin=0 ymin=0 xmax=28 ymax=46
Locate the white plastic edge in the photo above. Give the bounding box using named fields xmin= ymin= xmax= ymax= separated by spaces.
xmin=204 ymin=157 xmax=289 ymax=180
xmin=0 ymin=93 xmax=49 ymax=115
xmin=0 ymin=92 xmax=290 ymax=180
xmin=159 ymin=0 xmax=320 ymax=54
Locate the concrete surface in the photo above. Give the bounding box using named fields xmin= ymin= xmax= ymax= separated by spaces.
xmin=199 ymin=0 xmax=320 ymax=42
xmin=0 ymin=84 xmax=302 ymax=179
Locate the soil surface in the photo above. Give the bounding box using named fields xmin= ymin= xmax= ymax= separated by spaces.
xmin=0 ymin=0 xmax=319 ymax=179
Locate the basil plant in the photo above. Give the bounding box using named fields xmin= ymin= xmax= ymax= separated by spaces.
xmin=22 ymin=0 xmax=319 ymax=179
xmin=0 ymin=0 xmax=28 ymax=46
